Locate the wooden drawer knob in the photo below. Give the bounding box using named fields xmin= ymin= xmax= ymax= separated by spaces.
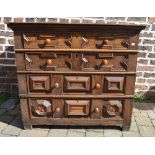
xmin=101 ymin=59 xmax=108 ymax=65
xmin=47 ymin=59 xmax=53 ymax=65
xmin=45 ymin=38 xmax=51 ymax=45
xmin=54 ymin=83 xmax=59 ymax=88
xmin=94 ymin=107 xmax=100 ymax=113
xmin=94 ymin=83 xmax=101 ymax=89
xmin=104 ymin=39 xmax=109 ymax=44
xmin=55 ymin=107 xmax=60 ymax=113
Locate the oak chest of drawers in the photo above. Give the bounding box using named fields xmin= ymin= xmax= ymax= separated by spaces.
xmin=8 ymin=23 xmax=145 ymax=130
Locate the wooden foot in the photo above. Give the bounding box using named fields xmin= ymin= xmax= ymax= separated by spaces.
xmin=23 ymin=123 xmax=32 ymax=130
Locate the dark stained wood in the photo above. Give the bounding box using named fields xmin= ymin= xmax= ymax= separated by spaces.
xmin=8 ymin=23 xmax=145 ymax=130
xmin=121 ymin=99 xmax=133 ymax=130
xmin=20 ymin=99 xmax=30 ymax=127
xmin=52 ymin=99 xmax=63 ymax=118
xmin=65 ymin=100 xmax=90 ymax=116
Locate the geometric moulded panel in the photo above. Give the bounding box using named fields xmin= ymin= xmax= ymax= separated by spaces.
xmin=29 ymin=75 xmax=50 ymax=92
xmin=104 ymin=76 xmax=124 ymax=93
xmin=63 ymin=76 xmax=90 ymax=93
xmin=65 ymin=100 xmax=90 ymax=117
xmin=103 ymin=100 xmax=122 ymax=118
xmin=31 ymin=99 xmax=51 ymax=117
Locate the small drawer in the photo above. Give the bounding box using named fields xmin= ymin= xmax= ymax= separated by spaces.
xmin=81 ymin=35 xmax=132 ymax=49
xmin=29 ymin=98 xmax=63 ymax=118
xmin=28 ymin=74 xmax=63 ymax=94
xmin=63 ymin=76 xmax=91 ymax=93
xmin=82 ymin=53 xmax=129 ymax=72
xmin=25 ymin=52 xmax=71 ymax=71
xmin=23 ymin=33 xmax=72 ymax=49
xmin=102 ymin=75 xmax=136 ymax=95
xmin=65 ymin=100 xmax=90 ymax=116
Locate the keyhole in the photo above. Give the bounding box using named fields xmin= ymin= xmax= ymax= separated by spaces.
xmin=75 ymin=53 xmax=78 ymax=58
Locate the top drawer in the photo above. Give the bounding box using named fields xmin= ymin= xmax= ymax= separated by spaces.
xmin=8 ymin=23 xmax=145 ymax=50
xmin=18 ymin=33 xmax=137 ymax=50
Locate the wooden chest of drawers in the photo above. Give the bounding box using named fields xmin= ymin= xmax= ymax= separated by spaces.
xmin=8 ymin=23 xmax=145 ymax=130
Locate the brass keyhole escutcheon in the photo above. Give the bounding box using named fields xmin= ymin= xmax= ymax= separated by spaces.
xmin=55 ymin=107 xmax=60 ymax=113
xmin=94 ymin=107 xmax=100 ymax=113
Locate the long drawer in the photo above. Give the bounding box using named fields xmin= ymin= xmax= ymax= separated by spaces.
xmin=28 ymin=98 xmax=132 ymax=119
xmin=16 ymin=51 xmax=137 ymax=72
xmin=17 ymin=32 xmax=136 ymax=50
xmin=18 ymin=73 xmax=136 ymax=95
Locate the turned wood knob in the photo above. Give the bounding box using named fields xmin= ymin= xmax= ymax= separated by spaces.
xmin=94 ymin=83 xmax=101 ymax=89
xmin=55 ymin=107 xmax=60 ymax=113
xmin=94 ymin=107 xmax=100 ymax=113
xmin=104 ymin=39 xmax=109 ymax=44
xmin=54 ymin=83 xmax=59 ymax=88
xmin=46 ymin=59 xmax=53 ymax=65
xmin=45 ymin=38 xmax=51 ymax=45
xmin=101 ymin=59 xmax=108 ymax=65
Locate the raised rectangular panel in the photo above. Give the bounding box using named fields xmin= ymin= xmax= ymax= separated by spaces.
xmin=65 ymin=100 xmax=90 ymax=116
xmin=63 ymin=76 xmax=90 ymax=93
xmin=104 ymin=76 xmax=124 ymax=93
xmin=29 ymin=75 xmax=50 ymax=92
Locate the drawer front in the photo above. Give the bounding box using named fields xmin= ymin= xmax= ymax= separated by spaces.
xmin=25 ymin=52 xmax=137 ymax=72
xmin=81 ymin=35 xmax=132 ymax=50
xmin=28 ymin=74 xmax=63 ymax=94
xmin=29 ymin=98 xmax=63 ymax=118
xmin=82 ymin=53 xmax=130 ymax=72
xmin=29 ymin=98 xmax=124 ymax=119
xmin=65 ymin=100 xmax=90 ymax=117
xmin=27 ymin=74 xmax=135 ymax=95
xmin=22 ymin=33 xmax=135 ymax=50
xmin=25 ymin=52 xmax=71 ymax=71
xmin=23 ymin=33 xmax=72 ymax=49
xmin=92 ymin=75 xmax=135 ymax=95
xmin=25 ymin=52 xmax=83 ymax=71
xmin=63 ymin=76 xmax=91 ymax=93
